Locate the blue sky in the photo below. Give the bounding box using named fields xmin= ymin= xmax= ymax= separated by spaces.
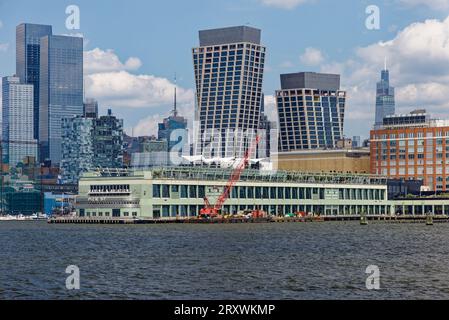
xmin=1 ymin=0 xmax=449 ymax=139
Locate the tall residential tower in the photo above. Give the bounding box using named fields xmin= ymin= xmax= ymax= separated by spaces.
xmin=192 ymin=26 xmax=266 ymax=158
xmin=276 ymin=72 xmax=346 ymax=151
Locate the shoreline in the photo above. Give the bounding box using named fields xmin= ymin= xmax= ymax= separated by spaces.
xmin=46 ymin=214 xmax=448 ymax=225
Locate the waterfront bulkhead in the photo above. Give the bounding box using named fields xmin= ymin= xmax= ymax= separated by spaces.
xmin=75 ymin=167 xmax=393 ymax=218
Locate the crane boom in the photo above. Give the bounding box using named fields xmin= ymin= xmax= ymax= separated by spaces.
xmin=200 ymin=135 xmax=260 ymax=217
xmin=214 ymin=135 xmax=260 ymax=211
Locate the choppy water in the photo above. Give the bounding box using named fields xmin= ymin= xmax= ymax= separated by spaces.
xmin=1 ymin=221 xmax=449 ymax=300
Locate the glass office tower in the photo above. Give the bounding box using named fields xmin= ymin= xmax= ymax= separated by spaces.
xmin=192 ymin=26 xmax=266 ymax=158
xmin=2 ymin=76 xmax=38 ymax=166
xmin=374 ymin=69 xmax=395 ymax=128
xmin=16 ymin=23 xmax=53 ymax=140
xmin=276 ymin=72 xmax=346 ymax=151
xmin=39 ymin=35 xmax=84 ymax=165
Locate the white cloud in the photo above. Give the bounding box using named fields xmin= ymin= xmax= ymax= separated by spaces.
xmin=84 ymin=47 xmax=195 ymax=137
xmin=85 ymin=71 xmax=194 ymax=109
xmin=0 ymin=20 xmax=3 ymax=29
xmin=84 ymin=48 xmax=142 ymax=74
xmin=133 ymin=114 xmax=164 ymax=137
xmin=0 ymin=43 xmax=9 ymax=52
xmin=300 ymin=47 xmax=324 ymax=66
xmin=321 ymin=15 xmax=449 ymax=136
xmin=257 ymin=0 xmax=310 ymax=10
xmin=398 ymin=0 xmax=449 ymax=9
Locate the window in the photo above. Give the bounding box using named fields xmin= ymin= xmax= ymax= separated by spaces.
xmin=189 ymin=185 xmax=197 ymax=198
xmin=198 ymin=186 xmax=205 ymax=199
xmin=162 ymin=185 xmax=170 ymax=198
xmin=153 ymin=185 xmax=161 ymax=198
xmin=181 ymin=185 xmax=188 ymax=198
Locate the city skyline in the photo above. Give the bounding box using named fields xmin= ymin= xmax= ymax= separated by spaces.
xmin=1 ymin=0 xmax=449 ymax=140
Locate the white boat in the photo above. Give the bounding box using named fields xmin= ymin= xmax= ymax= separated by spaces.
xmin=0 ymin=213 xmax=48 ymax=221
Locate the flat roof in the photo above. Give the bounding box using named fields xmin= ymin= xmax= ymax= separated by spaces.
xmin=280 ymin=72 xmax=340 ymax=91
xmin=199 ymin=26 xmax=261 ymax=46
xmin=82 ymin=166 xmax=388 ymax=186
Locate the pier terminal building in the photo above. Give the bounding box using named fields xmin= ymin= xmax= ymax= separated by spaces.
xmin=75 ymin=167 xmax=393 ymax=218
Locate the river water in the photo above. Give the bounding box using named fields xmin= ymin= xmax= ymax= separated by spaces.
xmin=1 ymin=221 xmax=449 ymax=300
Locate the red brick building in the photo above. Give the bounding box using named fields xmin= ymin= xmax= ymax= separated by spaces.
xmin=371 ymin=110 xmax=449 ymax=192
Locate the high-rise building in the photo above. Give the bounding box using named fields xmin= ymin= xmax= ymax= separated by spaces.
xmin=93 ymin=109 xmax=124 ymax=169
xmin=276 ymin=72 xmax=346 ymax=151
xmin=39 ymin=35 xmax=84 ymax=164
xmin=370 ymin=109 xmax=449 ymax=192
xmin=192 ymin=26 xmax=266 ymax=158
xmin=2 ymin=76 xmax=38 ymax=166
xmin=157 ymin=83 xmax=188 ymax=153
xmin=257 ymin=94 xmax=277 ymax=158
xmin=16 ymin=23 xmax=53 ymax=140
xmin=61 ymin=109 xmax=124 ymax=183
xmin=374 ymin=68 xmax=395 ymax=128
xmin=61 ymin=116 xmax=94 ymax=184
xmin=83 ymin=98 xmax=99 ymax=118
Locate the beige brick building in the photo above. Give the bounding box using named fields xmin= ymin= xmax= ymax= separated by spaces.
xmin=275 ymin=149 xmax=370 ymax=174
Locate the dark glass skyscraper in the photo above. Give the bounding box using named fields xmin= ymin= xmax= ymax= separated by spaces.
xmin=16 ymin=23 xmax=53 ymax=140
xmin=39 ymin=35 xmax=84 ymax=164
xmin=374 ymin=69 xmax=395 ymax=128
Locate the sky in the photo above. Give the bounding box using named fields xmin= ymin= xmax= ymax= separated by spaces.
xmin=1 ymin=0 xmax=449 ymax=140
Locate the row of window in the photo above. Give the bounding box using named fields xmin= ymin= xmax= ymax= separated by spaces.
xmin=373 ymin=131 xmax=449 ymax=140
xmin=90 ymin=184 xmax=130 ymax=193
xmin=152 ymin=185 xmax=385 ymax=201
xmin=80 ymin=211 xmax=138 ymax=217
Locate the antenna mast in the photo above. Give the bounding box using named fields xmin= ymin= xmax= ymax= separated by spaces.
xmin=173 ymin=74 xmax=178 ymax=117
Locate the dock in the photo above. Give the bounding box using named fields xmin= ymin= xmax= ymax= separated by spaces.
xmin=47 ymin=214 xmax=449 ymax=225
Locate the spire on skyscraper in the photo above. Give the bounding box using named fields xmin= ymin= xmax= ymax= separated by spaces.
xmin=173 ymin=74 xmax=178 ymax=117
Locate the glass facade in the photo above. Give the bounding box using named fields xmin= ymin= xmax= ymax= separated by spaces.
xmin=192 ymin=26 xmax=265 ymax=158
xmin=39 ymin=35 xmax=84 ymax=164
xmin=2 ymin=76 xmax=38 ymax=166
xmin=16 ymin=23 xmax=53 ymax=140
xmin=374 ymin=69 xmax=395 ymax=127
xmin=158 ymin=115 xmax=188 ymax=152
xmin=61 ymin=116 xmax=94 ymax=184
xmin=61 ymin=111 xmax=124 ymax=183
xmin=277 ymin=88 xmax=346 ymax=151
xmin=93 ymin=111 xmax=124 ymax=169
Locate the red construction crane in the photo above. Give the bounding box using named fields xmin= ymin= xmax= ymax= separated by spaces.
xmin=200 ymin=135 xmax=261 ymax=218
